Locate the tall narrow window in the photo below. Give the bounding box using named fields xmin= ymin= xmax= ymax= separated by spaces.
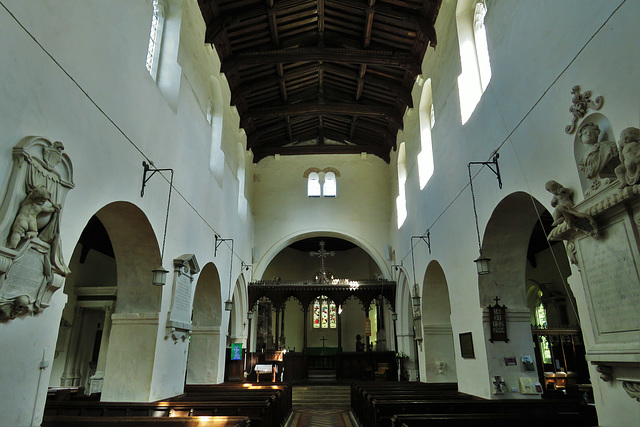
xmin=456 ymin=0 xmax=492 ymax=124
xmin=396 ymin=142 xmax=407 ymax=228
xmin=308 ymin=172 xmax=321 ymax=197
xmin=418 ymin=79 xmax=435 ymax=189
xmin=145 ymin=0 xmax=165 ymax=80
xmin=323 ymin=172 xmax=337 ymax=197
xmin=313 ymin=299 xmax=321 ymax=328
xmin=474 ymin=2 xmax=492 ymax=91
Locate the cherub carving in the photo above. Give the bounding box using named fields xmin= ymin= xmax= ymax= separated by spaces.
xmin=7 ymin=186 xmax=60 ymax=249
xmin=614 ymin=127 xmax=640 ymax=188
xmin=545 ymin=180 xmax=598 ymax=238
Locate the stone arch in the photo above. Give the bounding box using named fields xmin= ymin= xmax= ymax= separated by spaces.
xmin=95 ymin=202 xmax=162 ymax=313
xmin=395 ymin=267 xmax=419 ymax=381
xmin=479 ymin=192 xmax=584 ymax=397
xmin=187 ymin=262 xmax=223 ymax=384
xmin=51 ymin=214 xmax=117 ymax=392
xmin=54 ymin=201 xmax=164 ymax=401
xmin=421 ymin=261 xmax=458 ymax=383
xmin=254 ymin=230 xmax=389 ymax=281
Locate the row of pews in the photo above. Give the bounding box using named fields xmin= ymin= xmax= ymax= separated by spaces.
xmin=43 ymin=382 xmax=292 ymax=427
xmin=350 ymin=381 xmax=598 ymax=427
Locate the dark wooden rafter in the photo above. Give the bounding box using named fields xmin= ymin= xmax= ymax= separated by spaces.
xmin=241 ymin=102 xmax=402 ymax=125
xmin=198 ymin=0 xmax=442 ymax=163
xmin=221 ymin=48 xmax=421 ymax=76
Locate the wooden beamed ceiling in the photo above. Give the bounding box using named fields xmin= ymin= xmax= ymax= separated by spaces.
xmin=198 ymin=0 xmax=441 ymax=162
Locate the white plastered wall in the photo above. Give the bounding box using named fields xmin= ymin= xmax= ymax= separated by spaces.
xmin=0 ymin=0 xmax=253 ymax=424
xmin=390 ymin=0 xmax=638 ymax=424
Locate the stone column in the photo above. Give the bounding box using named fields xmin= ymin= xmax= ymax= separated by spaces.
xmin=60 ymin=306 xmax=85 ymax=386
xmin=88 ymin=305 xmax=113 ymax=394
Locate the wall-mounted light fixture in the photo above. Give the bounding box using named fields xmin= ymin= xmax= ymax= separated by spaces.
xmin=241 ymin=261 xmax=253 ymax=281
xmin=215 ymin=235 xmax=235 ymax=311
xmin=467 ymin=152 xmax=502 ymax=275
xmin=141 ymin=161 xmax=174 ymax=286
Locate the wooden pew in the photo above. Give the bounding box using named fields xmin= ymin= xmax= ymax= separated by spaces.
xmin=371 ymin=399 xmax=597 ymax=427
xmin=44 ymin=382 xmax=290 ymax=427
xmin=181 ymin=383 xmax=291 ymax=425
xmin=350 ymin=382 xmax=463 ymax=425
xmin=390 ymin=412 xmax=595 ymax=427
xmin=44 ymin=400 xmax=272 ymax=426
xmin=42 ymin=415 xmax=250 ymax=426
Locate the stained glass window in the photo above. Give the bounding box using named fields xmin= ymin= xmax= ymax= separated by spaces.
xmin=321 ymin=298 xmax=328 ymax=328
xmin=312 ymin=296 xmax=336 ymax=329
xmin=329 ymin=302 xmax=337 ymax=328
xmin=313 ymin=299 xmax=320 ymax=328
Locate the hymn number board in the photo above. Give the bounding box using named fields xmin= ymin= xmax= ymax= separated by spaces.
xmin=489 ymin=297 xmax=509 ymax=343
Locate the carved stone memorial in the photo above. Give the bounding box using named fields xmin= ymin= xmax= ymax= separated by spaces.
xmin=0 ymin=137 xmax=74 ymax=321
xmin=549 ymin=92 xmax=640 ymax=401
xmin=166 ymin=254 xmax=200 ymax=341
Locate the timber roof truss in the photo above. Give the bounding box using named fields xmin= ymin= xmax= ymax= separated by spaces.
xmin=199 ymin=0 xmax=441 ymax=162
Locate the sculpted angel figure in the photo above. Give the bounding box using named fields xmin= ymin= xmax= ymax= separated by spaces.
xmin=546 ymin=180 xmax=598 ymax=237
xmin=614 ymin=127 xmax=640 ymax=188
xmin=7 ymin=186 xmax=60 ymax=249
xmin=578 ymin=122 xmax=620 ymax=181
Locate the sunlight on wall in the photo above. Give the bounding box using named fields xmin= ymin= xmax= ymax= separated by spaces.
xmin=456 ymin=1 xmax=492 ymax=124
xmin=209 ymin=76 xmax=225 ymax=182
xmin=418 ymin=79 xmax=435 ymax=189
xmin=396 ymin=142 xmax=407 ymax=228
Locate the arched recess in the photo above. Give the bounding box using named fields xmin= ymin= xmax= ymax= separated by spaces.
xmin=52 ymin=202 xmax=162 ymax=401
xmin=421 ymin=261 xmax=458 ymax=383
xmin=187 ymin=262 xmax=222 ymax=384
xmin=479 ymin=192 xmax=586 ymax=398
xmin=395 ymin=267 xmax=420 ymax=381
xmin=254 ymin=230 xmax=390 ymax=281
xmin=51 ymin=215 xmax=117 ymax=392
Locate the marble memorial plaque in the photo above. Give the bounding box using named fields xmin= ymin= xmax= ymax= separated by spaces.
xmin=1 ymin=248 xmax=46 ymax=300
xmin=579 ymin=220 xmax=640 ymax=335
xmin=170 ymin=271 xmax=192 ymax=325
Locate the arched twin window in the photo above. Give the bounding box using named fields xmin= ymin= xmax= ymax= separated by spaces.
xmin=313 ymin=296 xmax=337 ymax=329
xmin=305 ymin=168 xmax=339 ymax=197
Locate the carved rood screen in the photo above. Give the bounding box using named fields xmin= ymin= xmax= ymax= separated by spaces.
xmin=248 ymin=279 xmax=397 ymax=313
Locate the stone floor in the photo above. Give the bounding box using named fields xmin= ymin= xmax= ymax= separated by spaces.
xmin=284 ymin=384 xmax=358 ymax=427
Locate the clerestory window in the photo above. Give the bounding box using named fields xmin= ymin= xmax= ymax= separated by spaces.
xmin=145 ymin=0 xmax=165 ymax=80
xmin=456 ymin=0 xmax=492 ymax=124
xmin=305 ymin=168 xmax=339 ymax=197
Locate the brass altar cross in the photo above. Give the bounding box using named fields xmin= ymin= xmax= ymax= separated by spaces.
xmin=310 ymin=241 xmax=335 ymax=283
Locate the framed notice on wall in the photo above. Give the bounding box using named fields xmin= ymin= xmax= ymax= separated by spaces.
xmin=459 ymin=332 xmax=475 ymax=358
xmin=489 ymin=297 xmax=509 ymax=343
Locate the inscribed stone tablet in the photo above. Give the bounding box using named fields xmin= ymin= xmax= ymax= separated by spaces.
xmin=170 ymin=272 xmax=192 ymax=325
xmin=1 ymin=248 xmax=46 ymax=300
xmin=579 ymin=220 xmax=640 ymax=334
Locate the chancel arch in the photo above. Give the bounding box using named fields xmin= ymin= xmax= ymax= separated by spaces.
xmin=480 ymin=192 xmax=587 ymax=397
xmin=253 ymin=230 xmax=391 ymax=281
xmin=247 ymin=236 xmax=397 ymax=382
xmin=187 ymin=262 xmax=223 ymax=384
xmin=421 ymin=261 xmax=458 ymax=383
